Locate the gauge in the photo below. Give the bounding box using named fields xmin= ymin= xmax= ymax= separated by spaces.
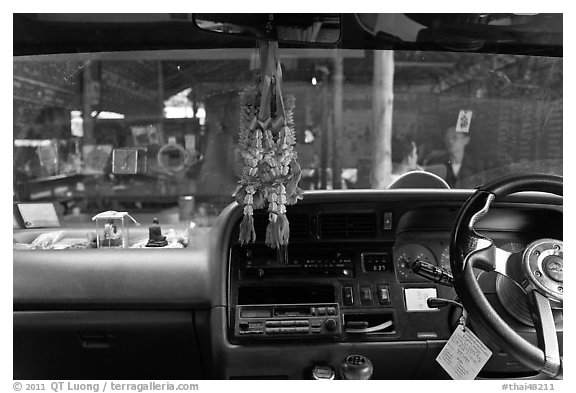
xmin=362 ymin=253 xmax=392 ymax=273
xmin=439 ymin=245 xmax=451 ymax=273
xmin=394 ymin=243 xmax=437 ymax=283
xmin=500 ymin=241 xmax=527 ymax=254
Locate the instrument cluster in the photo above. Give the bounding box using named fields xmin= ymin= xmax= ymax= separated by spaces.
xmin=393 ymin=236 xmax=528 ymax=283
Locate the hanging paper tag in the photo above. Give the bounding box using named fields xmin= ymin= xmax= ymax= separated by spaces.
xmin=455 ymin=110 xmax=473 ymax=133
xmin=436 ymin=324 xmax=492 ymax=380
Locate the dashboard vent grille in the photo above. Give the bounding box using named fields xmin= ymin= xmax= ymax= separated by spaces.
xmin=288 ymin=214 xmax=309 ymax=239
xmin=318 ymin=213 xmax=377 ymax=239
xmin=251 ymin=212 xmax=309 ymax=241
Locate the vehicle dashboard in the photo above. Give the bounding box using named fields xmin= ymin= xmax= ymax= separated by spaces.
xmin=13 ymin=189 xmax=562 ymax=379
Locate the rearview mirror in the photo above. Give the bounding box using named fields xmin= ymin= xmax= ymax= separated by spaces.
xmin=193 ymin=14 xmax=341 ymax=45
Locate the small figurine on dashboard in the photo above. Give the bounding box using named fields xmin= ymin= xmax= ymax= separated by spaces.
xmin=146 ymin=218 xmax=168 ymax=247
xmin=92 ymin=211 xmax=139 ymax=248
xmin=104 ymin=220 xmax=118 ymax=238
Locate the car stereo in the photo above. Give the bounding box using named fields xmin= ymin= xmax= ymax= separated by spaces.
xmin=233 ymin=303 xmax=342 ymax=339
xmin=232 ymin=285 xmax=342 ymax=340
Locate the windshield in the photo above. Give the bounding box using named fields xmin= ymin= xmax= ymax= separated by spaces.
xmin=13 ymin=48 xmax=562 ymax=228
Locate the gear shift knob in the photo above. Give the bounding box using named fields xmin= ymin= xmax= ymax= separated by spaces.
xmin=339 ymin=355 xmax=373 ymax=380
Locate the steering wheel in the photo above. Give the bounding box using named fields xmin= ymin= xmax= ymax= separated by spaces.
xmin=450 ymin=174 xmax=563 ymax=378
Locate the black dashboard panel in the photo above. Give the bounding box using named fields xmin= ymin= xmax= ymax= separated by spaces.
xmin=13 ymin=229 xmax=212 ymax=310
xmin=14 ymin=310 xmax=204 ymax=379
xmin=209 ymin=190 xmax=562 ymax=379
xmin=229 ymin=241 xmax=455 ymax=343
xmin=13 ymin=230 xmax=212 ymax=379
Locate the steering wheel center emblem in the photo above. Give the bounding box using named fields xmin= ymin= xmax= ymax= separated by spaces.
xmin=522 ymin=239 xmax=563 ymax=303
xmin=543 ymin=256 xmax=563 ymax=282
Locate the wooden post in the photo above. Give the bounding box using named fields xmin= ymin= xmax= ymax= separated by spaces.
xmin=82 ymin=63 xmax=95 ymax=143
xmin=320 ymin=74 xmax=329 ymax=189
xmin=371 ymin=50 xmax=394 ymax=189
xmin=157 ymin=60 xmax=165 ymax=143
xmin=332 ymin=49 xmax=344 ymax=189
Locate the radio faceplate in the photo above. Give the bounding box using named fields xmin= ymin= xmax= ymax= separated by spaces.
xmin=235 ymin=245 xmax=355 ymax=279
xmin=234 ymin=303 xmax=342 ymax=339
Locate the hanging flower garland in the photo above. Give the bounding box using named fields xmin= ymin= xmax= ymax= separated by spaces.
xmin=235 ymin=41 xmax=303 ymax=249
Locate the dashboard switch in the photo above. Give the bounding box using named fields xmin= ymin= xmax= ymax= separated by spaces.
xmin=360 ymin=286 xmax=372 ymax=305
xmin=377 ymin=285 xmax=390 ymax=305
xmin=383 ymin=212 xmax=393 ymax=230
xmin=343 ymin=286 xmax=354 ymax=306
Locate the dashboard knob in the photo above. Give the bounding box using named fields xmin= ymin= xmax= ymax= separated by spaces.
xmin=324 ymin=318 xmax=337 ymax=331
xmin=339 ymin=355 xmax=373 ymax=380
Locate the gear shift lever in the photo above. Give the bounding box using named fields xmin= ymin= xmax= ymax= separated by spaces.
xmin=339 ymin=355 xmax=373 ymax=380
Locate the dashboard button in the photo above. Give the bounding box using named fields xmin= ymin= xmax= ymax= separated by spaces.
xmin=317 ymin=307 xmax=326 ymax=315
xmin=377 ymin=285 xmax=390 ymax=305
xmin=239 ymin=330 xmax=263 ymax=335
xmin=326 ymin=307 xmax=336 ymax=316
xmin=311 ymin=321 xmax=322 ymax=328
xmin=383 ymin=212 xmax=393 ymax=230
xmin=342 ymin=286 xmax=354 ymax=306
xmin=360 ymin=286 xmax=372 ymax=305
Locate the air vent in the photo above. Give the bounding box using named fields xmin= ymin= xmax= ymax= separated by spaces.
xmin=250 ymin=212 xmax=309 ymax=241
xmin=318 ymin=213 xmax=377 ymax=239
xmin=288 ymin=214 xmax=309 ymax=239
